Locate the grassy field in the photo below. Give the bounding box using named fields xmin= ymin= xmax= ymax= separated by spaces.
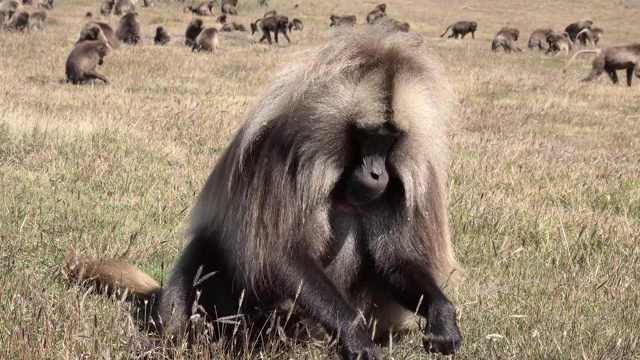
xmin=1 ymin=0 xmax=639 ymax=358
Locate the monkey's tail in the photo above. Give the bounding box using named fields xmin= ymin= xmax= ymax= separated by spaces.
xmin=439 ymin=25 xmax=451 ymax=38
xmin=563 ymin=49 xmax=601 ymax=73
xmin=250 ymin=18 xmax=261 ymax=35
xmin=64 ymin=250 xmax=161 ymax=302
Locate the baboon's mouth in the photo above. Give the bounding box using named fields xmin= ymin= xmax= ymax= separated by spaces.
xmin=331 ymin=193 xmax=360 ymax=214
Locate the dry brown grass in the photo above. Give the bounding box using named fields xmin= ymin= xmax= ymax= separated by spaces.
xmin=1 ymin=0 xmax=639 ymax=358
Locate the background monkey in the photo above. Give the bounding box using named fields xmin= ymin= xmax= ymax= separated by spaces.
xmin=66 ymin=25 xmax=462 ymax=359
xmin=65 ymin=40 xmax=110 ymax=84
xmin=564 ymin=44 xmax=640 ymax=86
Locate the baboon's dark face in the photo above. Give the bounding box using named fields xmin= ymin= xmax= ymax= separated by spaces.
xmin=378 ymin=3 xmax=386 ymax=12
xmin=337 ymin=125 xmax=400 ymax=207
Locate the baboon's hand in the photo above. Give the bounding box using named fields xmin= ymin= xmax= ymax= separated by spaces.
xmin=423 ymin=301 xmax=462 ymax=355
xmin=341 ymin=331 xmax=381 ymax=360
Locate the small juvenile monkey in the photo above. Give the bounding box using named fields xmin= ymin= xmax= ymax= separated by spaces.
xmin=28 ymin=9 xmax=46 ymax=30
xmin=100 ymin=0 xmax=114 ymax=16
xmin=154 ymin=26 xmax=170 ymax=44
xmin=366 ymin=3 xmax=385 ymax=24
xmin=184 ymin=18 xmax=203 ymax=46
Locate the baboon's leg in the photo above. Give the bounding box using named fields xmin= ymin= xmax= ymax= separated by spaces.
xmin=265 ymin=30 xmax=273 ymax=44
xmin=626 ymin=68 xmax=634 ymax=86
xmin=460 ymin=33 xmax=466 ymax=39
xmin=85 ymin=70 xmax=109 ymax=84
xmin=273 ymin=30 xmax=279 ymax=44
xmin=281 ymin=30 xmax=290 ymax=43
xmin=471 ymin=31 xmax=475 ymax=40
xmin=379 ymin=264 xmax=461 ymax=355
xmin=605 ymin=66 xmax=618 ymax=84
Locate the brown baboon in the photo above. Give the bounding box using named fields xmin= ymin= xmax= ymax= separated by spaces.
xmin=492 ymin=27 xmax=521 ymax=53
xmin=85 ymin=11 xmax=93 ymax=18
xmin=263 ymin=9 xmax=275 ymax=17
xmin=36 ymin=0 xmax=52 ymax=9
xmin=113 ymin=0 xmax=134 ymax=16
xmin=216 ymin=14 xmax=226 ymax=24
xmin=564 ymin=44 xmax=640 ymax=86
xmin=564 ymin=19 xmax=593 ymax=42
xmin=372 ymin=17 xmax=409 ymax=32
xmin=287 ymin=18 xmax=302 ymax=32
xmin=115 ymin=11 xmax=141 ymax=45
xmin=192 ymin=26 xmax=218 ymax=52
xmin=184 ymin=0 xmax=213 ymax=16
xmin=440 ymin=20 xmax=477 ymax=39
xmin=0 ymin=0 xmax=23 ymax=26
xmin=576 ymin=27 xmax=603 ymax=47
xmin=28 ymin=9 xmax=46 ymax=30
xmin=142 ymin=0 xmax=154 ymax=7
xmin=546 ymin=32 xmax=572 ymax=55
xmin=77 ymin=21 xmax=118 ymax=49
xmin=528 ymin=27 xmax=553 ymax=51
xmin=154 ymin=26 xmax=170 ymax=44
xmin=99 ymin=0 xmax=114 ymax=16
xmin=220 ymin=0 xmax=236 ymax=15
xmin=366 ymin=3 xmax=385 ymax=24
xmin=65 ymin=40 xmax=110 ymax=84
xmin=184 ymin=18 xmax=203 ymax=46
xmin=77 ymin=22 xmax=109 ymax=46
xmin=329 ymin=14 xmax=356 ymax=27
xmin=259 ymin=15 xmax=289 ymax=44
xmin=2 ymin=10 xmax=28 ymax=31
xmin=220 ymin=21 xmax=246 ymax=32
xmin=64 ymin=25 xmax=462 ymax=359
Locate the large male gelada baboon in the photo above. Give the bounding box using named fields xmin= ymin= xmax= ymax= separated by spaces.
xmin=528 ymin=27 xmax=553 ymax=51
xmin=366 ymin=3 xmax=385 ymax=24
xmin=192 ymin=26 xmax=218 ymax=52
xmin=115 ymin=11 xmax=142 ymax=44
xmin=329 ymin=14 xmax=356 ymax=27
xmin=492 ymin=27 xmax=521 ymax=53
xmin=564 ymin=44 xmax=640 ymax=86
xmin=65 ymin=25 xmax=463 ymax=359
xmin=439 ymin=20 xmax=477 ymax=39
xmin=258 ymin=15 xmax=289 ymax=44
xmin=65 ymin=40 xmax=110 ymax=84
xmin=184 ymin=18 xmax=203 ymax=46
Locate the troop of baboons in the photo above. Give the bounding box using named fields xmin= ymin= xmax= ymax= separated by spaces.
xmin=1 ymin=0 xmax=635 ymax=358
